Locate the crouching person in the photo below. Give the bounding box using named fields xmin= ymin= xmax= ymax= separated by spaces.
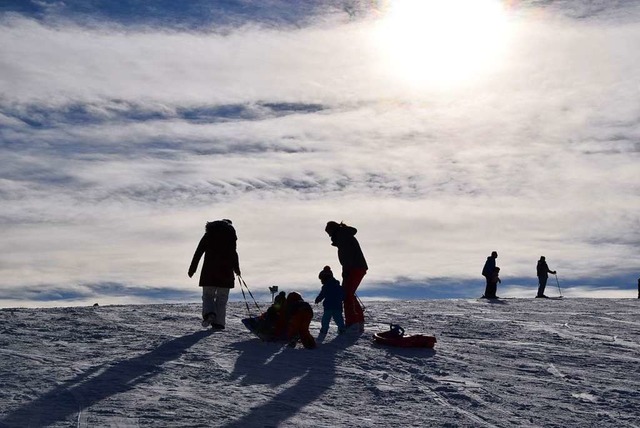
xmin=286 ymin=292 xmax=316 ymax=349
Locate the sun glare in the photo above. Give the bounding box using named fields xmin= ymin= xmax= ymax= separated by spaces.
xmin=374 ymin=0 xmax=511 ymax=87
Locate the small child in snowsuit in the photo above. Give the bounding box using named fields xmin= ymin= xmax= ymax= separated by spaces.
xmin=315 ymin=266 xmax=346 ymax=335
xmin=484 ymin=267 xmax=501 ymax=299
xmin=491 ymin=267 xmax=502 ymax=297
xmin=258 ymin=291 xmax=287 ymax=340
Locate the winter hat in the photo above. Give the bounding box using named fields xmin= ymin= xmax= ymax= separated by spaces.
xmin=274 ymin=291 xmax=286 ymax=306
xmin=287 ymin=291 xmax=303 ymax=304
xmin=318 ymin=266 xmax=333 ymax=281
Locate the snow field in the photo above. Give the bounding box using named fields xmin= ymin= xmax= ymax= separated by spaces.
xmin=0 ymin=299 xmax=639 ymax=427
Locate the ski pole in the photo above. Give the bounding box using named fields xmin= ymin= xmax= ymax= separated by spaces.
xmin=554 ymin=273 xmax=563 ymax=298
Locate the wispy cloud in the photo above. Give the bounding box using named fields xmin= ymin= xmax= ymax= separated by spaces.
xmin=1 ymin=1 xmax=639 ymax=306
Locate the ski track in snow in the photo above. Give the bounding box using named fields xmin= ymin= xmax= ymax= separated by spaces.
xmin=0 ymin=299 xmax=639 ymax=427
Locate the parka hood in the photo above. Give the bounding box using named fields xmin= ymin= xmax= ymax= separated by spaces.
xmin=205 ymin=219 xmax=233 ymax=234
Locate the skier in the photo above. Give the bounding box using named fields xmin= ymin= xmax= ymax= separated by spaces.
xmin=188 ymin=219 xmax=241 ymax=330
xmin=482 ymin=251 xmax=498 ymax=298
xmin=536 ymin=256 xmax=556 ymax=298
xmin=315 ymin=266 xmax=346 ymax=335
xmin=325 ymin=221 xmax=368 ymax=332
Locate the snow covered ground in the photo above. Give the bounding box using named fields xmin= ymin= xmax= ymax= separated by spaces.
xmin=1 ymin=298 xmax=639 ymax=427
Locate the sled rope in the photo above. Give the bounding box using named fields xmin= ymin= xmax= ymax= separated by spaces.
xmin=355 ymin=293 xmax=368 ymax=318
xmin=238 ymin=275 xmax=262 ymax=316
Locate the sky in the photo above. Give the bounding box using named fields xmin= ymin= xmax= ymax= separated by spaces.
xmin=1 ymin=0 xmax=639 ymax=307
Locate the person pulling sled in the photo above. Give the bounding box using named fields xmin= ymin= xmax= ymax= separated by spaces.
xmin=188 ymin=219 xmax=241 ymax=330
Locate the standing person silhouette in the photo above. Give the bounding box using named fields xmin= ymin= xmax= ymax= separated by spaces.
xmin=325 ymin=221 xmax=368 ymax=332
xmin=188 ymin=219 xmax=241 ymax=330
xmin=482 ymin=251 xmax=498 ymax=298
xmin=315 ymin=266 xmax=346 ymax=336
xmin=536 ymin=256 xmax=556 ymax=298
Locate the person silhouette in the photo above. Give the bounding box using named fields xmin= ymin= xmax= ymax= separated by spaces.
xmin=325 ymin=221 xmax=368 ymax=332
xmin=490 ymin=266 xmax=502 ymax=298
xmin=188 ymin=219 xmax=241 ymax=329
xmin=285 ymin=292 xmax=316 ymax=349
xmin=536 ymin=256 xmax=556 ymax=298
xmin=482 ymin=251 xmax=498 ymax=298
xmin=315 ymin=266 xmax=346 ymax=335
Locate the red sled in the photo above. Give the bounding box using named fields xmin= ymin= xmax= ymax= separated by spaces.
xmin=373 ymin=325 xmax=436 ymax=349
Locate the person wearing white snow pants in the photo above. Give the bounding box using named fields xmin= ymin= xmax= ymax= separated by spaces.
xmin=202 ymin=287 xmax=230 ymax=327
xmin=189 ymin=219 xmax=241 ymax=330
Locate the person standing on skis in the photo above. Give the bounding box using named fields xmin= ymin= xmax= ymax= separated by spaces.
xmin=188 ymin=219 xmax=241 ymax=330
xmin=325 ymin=221 xmax=368 ymax=332
xmin=536 ymin=256 xmax=556 ymax=298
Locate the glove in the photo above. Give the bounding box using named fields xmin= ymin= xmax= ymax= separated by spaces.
xmin=234 ymin=268 xmax=241 ymax=276
xmin=188 ymin=269 xmax=195 ymax=278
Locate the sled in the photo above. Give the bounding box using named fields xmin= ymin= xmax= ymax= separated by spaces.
xmin=373 ymin=325 xmax=436 ymax=349
xmin=242 ymin=316 xmax=269 ymax=340
xmin=241 ymin=316 xmax=285 ymax=342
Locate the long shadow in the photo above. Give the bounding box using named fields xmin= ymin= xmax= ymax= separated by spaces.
xmin=0 ymin=330 xmax=212 ymax=427
xmin=229 ymin=339 xmax=299 ymax=387
xmin=482 ymin=298 xmax=508 ymax=305
xmin=224 ymin=333 xmax=359 ymax=428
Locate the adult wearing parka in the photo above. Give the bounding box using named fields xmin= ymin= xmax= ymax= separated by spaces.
xmin=188 ymin=219 xmax=241 ymax=329
xmin=325 ymin=221 xmax=368 ymax=331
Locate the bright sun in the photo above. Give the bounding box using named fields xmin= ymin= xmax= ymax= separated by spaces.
xmin=374 ymin=0 xmax=511 ymax=87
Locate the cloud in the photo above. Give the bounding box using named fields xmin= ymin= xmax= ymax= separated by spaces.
xmin=0 ymin=281 xmax=201 ymax=308
xmin=1 ymin=3 xmax=639 ymax=304
xmin=516 ymin=0 xmax=640 ymax=22
xmin=0 ymin=0 xmax=361 ymax=31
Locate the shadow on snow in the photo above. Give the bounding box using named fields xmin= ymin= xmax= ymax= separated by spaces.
xmin=223 ymin=332 xmax=360 ymax=428
xmin=0 ymin=330 xmax=212 ymax=427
